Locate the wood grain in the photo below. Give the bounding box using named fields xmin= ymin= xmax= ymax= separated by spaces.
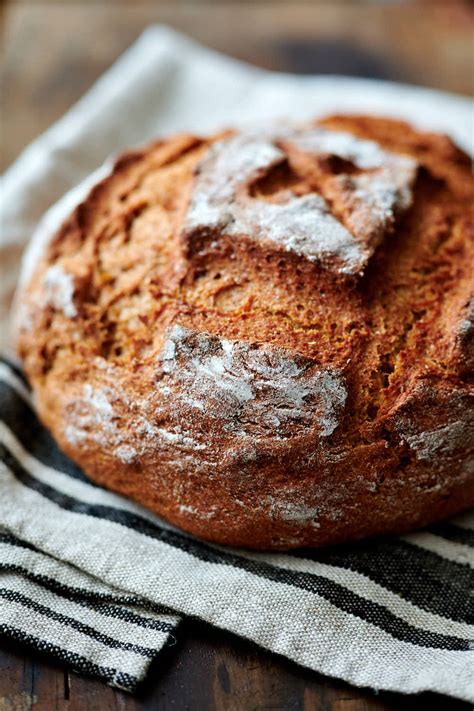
xmin=1 ymin=1 xmax=473 ymax=708
xmin=0 ymin=620 xmax=471 ymax=710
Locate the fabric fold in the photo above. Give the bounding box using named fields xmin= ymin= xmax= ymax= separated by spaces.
xmin=0 ymin=526 xmax=181 ymax=692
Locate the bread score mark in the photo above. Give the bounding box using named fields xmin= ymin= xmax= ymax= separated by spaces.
xmin=155 ymin=324 xmax=347 ymax=442
xmin=60 ymin=326 xmax=347 ymax=465
xmin=183 ymin=127 xmax=417 ymax=275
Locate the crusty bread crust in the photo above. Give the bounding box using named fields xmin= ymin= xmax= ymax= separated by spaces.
xmin=16 ymin=116 xmax=474 ymax=549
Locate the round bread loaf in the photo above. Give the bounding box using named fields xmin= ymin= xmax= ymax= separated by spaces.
xmin=15 ymin=115 xmax=474 ymax=549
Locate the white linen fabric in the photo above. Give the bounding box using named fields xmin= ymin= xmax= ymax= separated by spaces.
xmin=0 ymin=25 xmax=473 ymax=700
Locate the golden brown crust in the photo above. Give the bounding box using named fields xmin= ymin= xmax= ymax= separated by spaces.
xmin=16 ymin=115 xmax=474 ymax=549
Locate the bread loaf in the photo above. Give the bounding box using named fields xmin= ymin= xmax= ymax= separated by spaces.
xmin=16 ymin=115 xmax=474 ymax=549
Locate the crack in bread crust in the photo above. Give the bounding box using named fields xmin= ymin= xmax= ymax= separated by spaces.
xmin=16 ymin=116 xmax=474 ymax=549
xmin=182 ymin=127 xmax=417 ymax=275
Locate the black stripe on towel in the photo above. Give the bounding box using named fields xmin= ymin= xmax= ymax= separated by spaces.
xmin=0 ymin=357 xmax=30 ymax=387
xmin=0 ymin=589 xmax=159 ymax=658
xmin=0 ymin=531 xmax=178 ymax=620
xmin=427 ymin=522 xmax=474 ymax=548
xmin=0 ymin=531 xmax=177 ymax=616
xmin=0 ymin=563 xmax=176 ymax=633
xmin=0 ymin=624 xmax=138 ymax=691
xmin=293 ymin=539 xmax=474 ymax=624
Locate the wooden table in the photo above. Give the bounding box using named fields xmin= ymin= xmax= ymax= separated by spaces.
xmin=1 ymin=619 xmax=471 ymax=711
xmin=1 ymin=1 xmax=473 ymax=708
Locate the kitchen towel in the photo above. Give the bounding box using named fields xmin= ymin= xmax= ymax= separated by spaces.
xmin=1 ymin=25 xmax=473 ymax=701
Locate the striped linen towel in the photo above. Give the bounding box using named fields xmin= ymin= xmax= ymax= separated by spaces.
xmin=0 ymin=530 xmax=180 ymax=692
xmin=1 ymin=356 xmax=473 ymax=699
xmin=1 ymin=26 xmax=473 ymax=700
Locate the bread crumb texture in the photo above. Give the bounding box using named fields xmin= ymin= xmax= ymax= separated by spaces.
xmin=17 ymin=116 xmax=474 ymax=549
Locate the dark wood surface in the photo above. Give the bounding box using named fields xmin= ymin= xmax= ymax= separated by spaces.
xmin=0 ymin=619 xmax=471 ymax=710
xmin=1 ymin=1 xmax=473 ymax=708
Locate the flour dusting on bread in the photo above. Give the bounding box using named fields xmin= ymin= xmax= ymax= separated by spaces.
xmin=156 ymin=325 xmax=347 ymax=440
xmin=263 ymin=495 xmax=321 ymax=526
xmin=64 ymin=377 xmax=207 ymax=460
xmin=287 ymin=128 xmax=415 ymax=173
xmin=64 ymin=384 xmax=121 ymax=448
xmin=184 ymin=127 xmax=417 ymax=274
xmin=400 ymin=421 xmax=472 ymax=461
xmin=43 ymin=265 xmax=77 ymax=318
